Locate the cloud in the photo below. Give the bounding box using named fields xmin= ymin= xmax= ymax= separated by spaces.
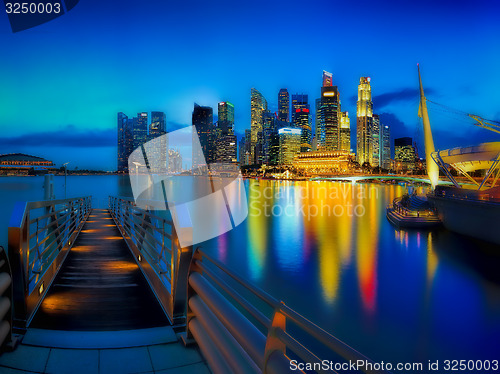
xmin=0 ymin=125 xmax=115 ymax=148
xmin=349 ymin=87 xmax=437 ymax=109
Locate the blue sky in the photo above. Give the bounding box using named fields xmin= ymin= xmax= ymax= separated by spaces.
xmin=0 ymin=0 xmax=499 ymax=170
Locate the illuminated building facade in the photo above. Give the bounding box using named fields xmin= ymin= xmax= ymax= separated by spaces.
xmin=216 ymin=102 xmax=237 ymax=163
xmin=278 ymin=88 xmax=289 ymax=122
xmin=133 ymin=112 xmax=148 ymax=150
xmin=278 ymin=128 xmax=301 ymax=166
xmin=339 ymin=111 xmax=350 ymax=152
xmin=117 ymin=112 xmax=134 ymax=172
xmin=371 ymin=114 xmax=380 ymax=168
xmin=318 ymin=71 xmax=341 ymax=151
xmin=149 ymin=111 xmax=166 ymax=138
xmin=380 ymin=124 xmax=391 ymax=170
xmin=293 ymin=150 xmax=354 ymax=176
xmin=0 ymin=153 xmax=54 ymax=170
xmin=322 ymin=70 xmax=333 ymax=87
xmin=250 ymin=88 xmax=267 ymax=164
xmin=192 ymin=103 xmax=214 ymax=167
xmin=356 ymin=77 xmax=373 ymax=165
xmin=291 ymin=94 xmax=311 ymax=152
xmin=394 ymin=137 xmax=416 ymax=172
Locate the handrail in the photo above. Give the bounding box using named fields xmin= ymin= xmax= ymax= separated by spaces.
xmin=8 ymin=196 xmax=91 ymax=332
xmin=108 ymin=196 xmax=193 ymax=325
xmin=185 ymin=248 xmax=390 ymax=374
xmin=0 ymin=246 xmax=13 ymax=352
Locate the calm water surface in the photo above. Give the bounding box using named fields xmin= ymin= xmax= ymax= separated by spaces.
xmin=1 ymin=175 xmax=499 ymax=368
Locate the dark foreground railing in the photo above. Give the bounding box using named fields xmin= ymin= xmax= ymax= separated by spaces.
xmin=0 ymin=246 xmax=12 ymax=351
xmin=8 ymin=196 xmax=91 ymax=331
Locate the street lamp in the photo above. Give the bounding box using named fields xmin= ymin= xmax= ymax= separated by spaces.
xmin=63 ymin=162 xmax=70 ymax=199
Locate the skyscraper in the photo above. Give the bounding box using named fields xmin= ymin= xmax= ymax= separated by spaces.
xmin=278 ymin=128 xmax=302 ymax=166
xmin=216 ymin=102 xmax=237 ymax=164
xmin=192 ymin=103 xmax=214 ymax=167
xmin=117 ymin=112 xmax=134 ymax=172
xmin=319 ymin=85 xmax=340 ymax=151
xmin=339 ymin=112 xmax=351 ymax=152
xmin=371 ymin=114 xmax=380 ymax=168
xmin=149 ymin=111 xmax=166 ymax=138
xmin=291 ymin=94 xmax=311 ymax=152
xmin=278 ymin=89 xmax=289 ymax=122
xmin=395 ymin=137 xmax=415 ymax=172
xmin=356 ymin=77 xmax=373 ymax=165
xmin=322 ymin=70 xmax=333 ymax=87
xmin=250 ymin=88 xmax=267 ymax=164
xmin=133 ymin=112 xmax=148 ymax=150
xmin=380 ymin=124 xmax=391 ymax=170
xmin=315 ymin=98 xmax=323 ymax=148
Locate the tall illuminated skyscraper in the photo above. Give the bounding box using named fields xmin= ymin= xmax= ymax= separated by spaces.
xmin=291 ymin=94 xmax=311 ymax=152
xmin=356 ymin=77 xmax=373 ymax=165
xmin=216 ymin=102 xmax=237 ymax=163
xmin=250 ymin=88 xmax=267 ymax=164
xmin=117 ymin=112 xmax=134 ymax=172
xmin=320 ymin=85 xmax=340 ymax=151
xmin=278 ymin=89 xmax=289 ymax=122
xmin=133 ymin=112 xmax=148 ymax=150
xmin=339 ymin=112 xmax=351 ymax=152
xmin=380 ymin=124 xmax=391 ymax=170
xmin=278 ymin=128 xmax=302 ymax=166
xmin=322 ymin=70 xmax=333 ymax=87
xmin=149 ymin=111 xmax=166 ymax=138
xmin=192 ymin=103 xmax=214 ymax=167
xmin=371 ymin=114 xmax=380 ymax=168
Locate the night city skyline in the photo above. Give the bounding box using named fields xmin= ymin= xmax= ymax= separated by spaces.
xmin=1 ymin=0 xmax=500 ymax=170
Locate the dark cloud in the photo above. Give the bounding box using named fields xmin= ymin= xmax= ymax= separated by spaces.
xmin=349 ymin=87 xmax=437 ymax=109
xmin=0 ymin=125 xmax=115 ymax=148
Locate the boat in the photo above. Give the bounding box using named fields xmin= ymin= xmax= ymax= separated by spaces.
xmin=417 ymin=65 xmax=500 ymax=245
xmin=387 ymin=193 xmax=442 ymax=229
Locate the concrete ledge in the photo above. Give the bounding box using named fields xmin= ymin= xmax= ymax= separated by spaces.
xmin=22 ymin=327 xmax=177 ymax=349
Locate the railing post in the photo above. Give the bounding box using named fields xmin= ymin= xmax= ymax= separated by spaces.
xmin=184 ymin=247 xmax=203 ymax=344
xmin=170 ymin=225 xmax=193 ymax=326
xmin=263 ymin=303 xmax=287 ymax=373
xmin=8 ymin=204 xmax=29 ymax=333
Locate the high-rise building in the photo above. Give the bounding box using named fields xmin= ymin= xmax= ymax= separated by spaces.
xmin=278 ymin=128 xmax=302 ymax=166
xmin=322 ymin=70 xmax=333 ymax=87
xmin=291 ymin=94 xmax=308 ymax=126
xmin=217 ymin=101 xmax=235 ymax=135
xmin=150 ymin=111 xmax=166 ymax=138
xmin=117 ymin=112 xmax=134 ymax=172
xmin=380 ymin=124 xmax=391 ymax=170
xmin=244 ymin=129 xmax=252 ymax=166
xmin=291 ymin=94 xmax=311 ymax=152
xmin=192 ymin=104 xmax=214 ymax=167
xmin=216 ymin=102 xmax=237 ymax=164
xmin=238 ymin=135 xmax=246 ymax=165
xmin=315 ymin=98 xmax=323 ymax=148
xmin=356 ymin=77 xmax=373 ymax=165
xmin=395 ymin=137 xmax=415 ymax=172
xmin=133 ymin=112 xmax=148 ymax=150
xmin=371 ymin=114 xmax=380 ymax=168
xmin=250 ymin=88 xmax=267 ymax=164
xmin=319 ymin=85 xmax=341 ymax=151
xmin=278 ymin=89 xmax=289 ymax=122
xmin=339 ymin=112 xmax=351 ymax=152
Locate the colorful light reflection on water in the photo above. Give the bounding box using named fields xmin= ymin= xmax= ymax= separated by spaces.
xmin=1 ymin=176 xmax=499 ymax=367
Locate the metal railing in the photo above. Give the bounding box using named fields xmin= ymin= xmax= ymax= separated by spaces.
xmin=0 ymin=246 xmax=12 ymax=351
xmin=185 ymin=249 xmax=389 ymax=374
xmin=108 ymin=196 xmax=193 ymax=325
xmin=8 ymin=196 xmax=91 ymax=331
